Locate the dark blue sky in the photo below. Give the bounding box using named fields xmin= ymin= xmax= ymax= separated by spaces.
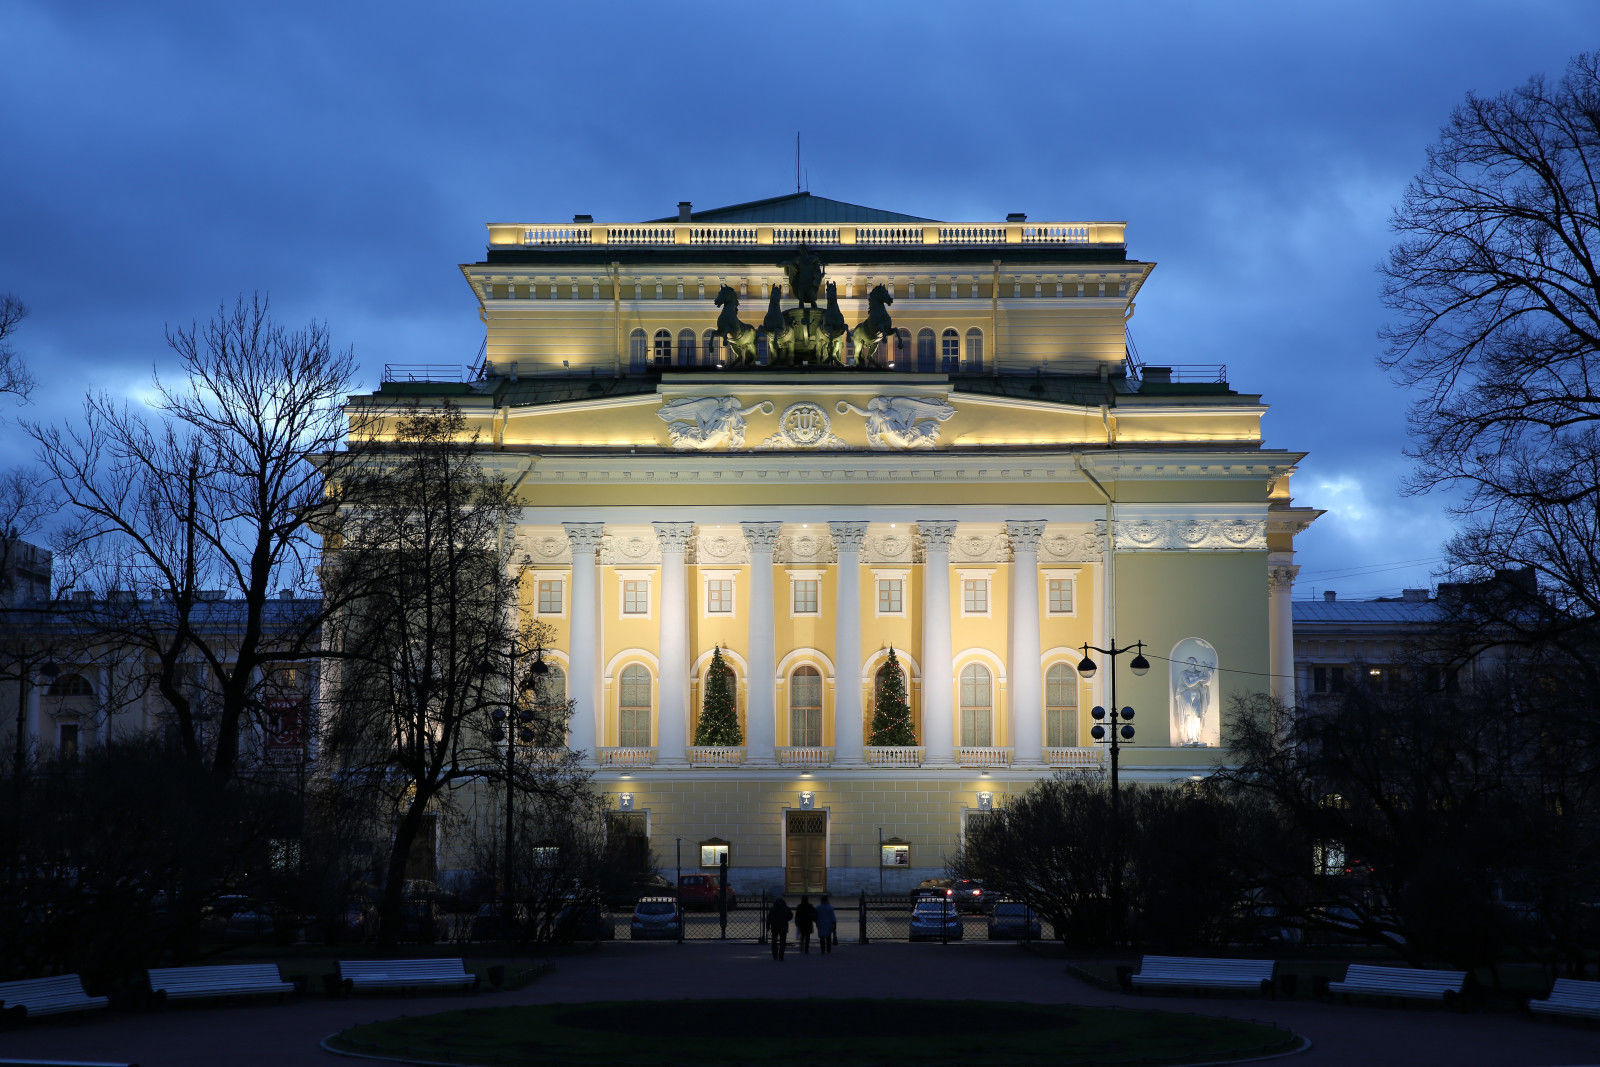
xmin=2 ymin=2 xmax=1593 ymax=597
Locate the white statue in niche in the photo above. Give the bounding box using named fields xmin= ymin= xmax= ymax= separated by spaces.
xmin=657 ymin=396 xmax=772 ymax=450
xmin=1168 ymin=637 xmax=1219 ymax=747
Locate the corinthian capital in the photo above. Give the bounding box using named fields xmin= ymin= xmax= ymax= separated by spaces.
xmin=563 ymin=522 xmax=606 ymax=554
xmin=1005 ymin=519 xmax=1047 ymax=554
xmin=828 ymin=521 xmax=868 ymax=553
xmin=918 ymin=519 xmax=958 ymax=553
xmin=740 ymin=521 xmax=783 ymax=556
xmin=653 ymin=521 xmax=696 ymax=553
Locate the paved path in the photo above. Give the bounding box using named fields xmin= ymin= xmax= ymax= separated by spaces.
xmin=0 ymin=942 xmax=1597 ymax=1066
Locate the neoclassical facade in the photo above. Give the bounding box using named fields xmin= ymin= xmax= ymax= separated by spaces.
xmin=350 ymin=194 xmax=1318 ymax=894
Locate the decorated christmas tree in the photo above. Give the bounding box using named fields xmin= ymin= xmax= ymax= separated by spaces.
xmin=868 ymin=647 xmax=917 ymax=746
xmin=694 ymin=645 xmax=743 ymax=746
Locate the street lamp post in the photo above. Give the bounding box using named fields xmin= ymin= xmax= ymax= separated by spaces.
xmin=1075 ymin=638 xmax=1148 ymax=948
xmin=485 ymin=641 xmax=547 ymax=933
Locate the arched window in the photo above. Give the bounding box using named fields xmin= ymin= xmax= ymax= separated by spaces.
xmin=959 ymin=664 xmax=992 ymax=746
xmin=1045 ymin=663 xmax=1078 ymax=747
xmin=894 ymin=328 xmax=911 ymax=368
xmin=534 ymin=664 xmax=567 ymax=709
xmin=873 ymin=661 xmax=907 ymax=717
xmin=940 ymin=328 xmax=960 ymax=372
xmin=916 ymin=328 xmax=936 ymax=373
xmin=790 ymin=665 xmax=823 ymax=747
xmin=652 ymin=329 xmax=673 ymax=366
xmin=965 ymin=328 xmax=984 ymax=371
xmin=619 ymin=665 xmax=651 ymax=748
xmin=755 ymin=332 xmax=770 ymax=366
xmin=629 ymin=328 xmax=648 ymax=372
xmin=677 ymin=329 xmax=697 ymax=367
xmin=48 ymin=673 xmax=94 ymax=697
xmin=702 ymin=329 xmax=719 ymax=365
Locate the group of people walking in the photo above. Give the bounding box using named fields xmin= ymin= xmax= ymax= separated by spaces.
xmin=766 ymin=894 xmax=836 ymax=960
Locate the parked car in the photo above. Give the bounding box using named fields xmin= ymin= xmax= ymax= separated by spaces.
xmin=908 ymin=896 xmax=963 ymax=941
xmin=554 ymin=898 xmax=613 ymax=942
xmin=630 ymin=896 xmax=683 ymax=940
xmin=677 ymin=874 xmax=738 ymax=911
xmin=986 ymin=899 xmax=1042 ymax=940
xmin=604 ymin=873 xmax=675 ymax=908
xmin=914 ymin=877 xmax=992 ymax=913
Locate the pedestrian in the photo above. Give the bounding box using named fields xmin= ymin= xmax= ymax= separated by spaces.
xmin=815 ymin=894 xmax=836 ymax=954
xmin=767 ymin=896 xmax=792 ymax=960
xmin=794 ymin=894 xmax=817 ymax=954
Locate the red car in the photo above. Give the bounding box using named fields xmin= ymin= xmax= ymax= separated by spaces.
xmin=677 ymin=874 xmax=738 ymax=910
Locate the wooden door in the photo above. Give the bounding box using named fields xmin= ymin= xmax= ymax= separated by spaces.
xmin=784 ymin=810 xmax=827 ymax=894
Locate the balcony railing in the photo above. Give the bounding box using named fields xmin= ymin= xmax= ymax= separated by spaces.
xmin=490 ymin=221 xmax=1126 ymax=251
xmin=776 ymin=746 xmax=833 ymax=766
xmin=599 ymin=747 xmax=656 ymax=767
xmin=864 ymin=746 xmax=925 ymax=767
xmin=687 ymin=745 xmax=745 ymax=766
xmin=955 ymin=747 xmax=1013 ymax=768
xmin=1045 ymin=747 xmax=1104 ymax=769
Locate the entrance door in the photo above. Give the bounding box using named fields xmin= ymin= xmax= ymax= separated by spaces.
xmin=784 ymin=810 xmax=827 ymax=894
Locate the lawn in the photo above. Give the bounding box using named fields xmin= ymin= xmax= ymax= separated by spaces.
xmin=329 ymin=998 xmax=1300 ymax=1066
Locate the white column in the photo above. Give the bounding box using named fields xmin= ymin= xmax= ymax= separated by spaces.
xmin=1007 ymin=520 xmax=1046 ymax=766
xmin=24 ymin=678 xmax=41 ymax=755
xmin=741 ymin=522 xmax=781 ymax=765
xmin=1268 ymin=557 xmax=1300 ymax=707
xmin=654 ymin=522 xmax=695 ymax=766
xmin=563 ymin=522 xmax=605 ymax=764
xmin=829 ymin=521 xmax=867 ymax=766
xmin=919 ymin=520 xmax=957 ymax=765
xmin=96 ymin=667 xmax=111 ymax=746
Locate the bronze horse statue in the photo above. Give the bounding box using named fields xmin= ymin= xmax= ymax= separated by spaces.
xmin=713 ymin=285 xmax=759 ymax=366
xmin=851 ymin=284 xmax=895 ymax=368
xmin=762 ymin=285 xmax=790 ymax=365
xmin=821 ymin=281 xmax=849 ymax=365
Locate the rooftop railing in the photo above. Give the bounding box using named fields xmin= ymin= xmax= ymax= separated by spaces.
xmin=488 ymin=221 xmax=1127 ymax=250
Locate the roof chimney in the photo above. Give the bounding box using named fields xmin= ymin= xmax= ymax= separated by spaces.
xmin=1323 ymin=590 xmax=1337 ymax=602
xmin=573 ymin=213 xmax=593 ymax=224
xmin=678 ymin=201 xmax=692 ymax=222
xmin=1006 ymin=212 xmax=1027 ymax=222
xmin=1401 ymin=588 xmax=1429 ymax=602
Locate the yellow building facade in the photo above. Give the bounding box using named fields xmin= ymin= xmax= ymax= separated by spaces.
xmin=350 ymin=194 xmax=1318 ymax=894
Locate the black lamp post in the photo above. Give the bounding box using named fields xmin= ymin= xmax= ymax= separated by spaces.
xmin=1075 ymin=639 xmax=1149 ymax=815
xmin=483 ymin=642 xmax=547 ymax=932
xmin=1075 ymin=638 xmax=1147 ymax=947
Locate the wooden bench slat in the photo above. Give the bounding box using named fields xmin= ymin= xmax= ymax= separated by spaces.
xmin=1530 ymin=978 xmax=1600 ymax=1019
xmin=1327 ymin=964 xmax=1467 ymax=1002
xmin=1129 ymin=955 xmax=1276 ymax=994
xmin=146 ymin=964 xmax=293 ymax=1001
xmin=0 ymin=976 xmax=110 ymax=1018
xmin=337 ymin=959 xmax=477 ymax=993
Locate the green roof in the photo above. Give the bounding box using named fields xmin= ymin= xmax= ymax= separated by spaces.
xmin=650 ymin=193 xmax=932 ymax=225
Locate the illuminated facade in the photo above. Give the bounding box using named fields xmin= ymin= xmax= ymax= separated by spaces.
xmin=349 ymin=194 xmax=1319 ymax=894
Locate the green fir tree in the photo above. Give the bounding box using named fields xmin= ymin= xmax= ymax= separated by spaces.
xmin=694 ymin=645 xmax=743 ymax=746
xmin=868 ymin=646 xmax=917 ymax=746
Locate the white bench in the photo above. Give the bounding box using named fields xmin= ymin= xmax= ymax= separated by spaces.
xmin=146 ymin=964 xmax=294 ymax=1004
xmin=0 ymin=975 xmax=109 ymax=1019
xmin=1327 ymin=964 xmax=1468 ymax=1005
xmin=337 ymin=958 xmax=478 ymax=995
xmin=1529 ymin=978 xmax=1600 ymax=1021
xmin=1128 ymin=955 xmax=1277 ymax=995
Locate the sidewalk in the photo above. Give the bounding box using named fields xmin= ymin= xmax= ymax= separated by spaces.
xmin=0 ymin=942 xmax=1596 ymax=1066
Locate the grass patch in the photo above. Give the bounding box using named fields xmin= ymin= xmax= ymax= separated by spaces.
xmin=329 ymin=998 xmax=1298 ymax=1066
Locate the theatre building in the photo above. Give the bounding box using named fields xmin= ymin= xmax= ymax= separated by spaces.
xmin=347 ymin=193 xmax=1319 ymax=895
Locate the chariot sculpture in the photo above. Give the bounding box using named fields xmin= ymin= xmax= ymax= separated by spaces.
xmin=707 ymin=249 xmax=895 ymax=370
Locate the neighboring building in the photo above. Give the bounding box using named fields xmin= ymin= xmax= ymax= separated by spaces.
xmin=346 ymin=193 xmax=1321 ymax=894
xmin=1293 ymin=589 xmax=1442 ymax=704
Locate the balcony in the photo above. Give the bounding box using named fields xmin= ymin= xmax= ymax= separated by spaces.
xmin=1045 ymin=747 xmax=1104 ymax=769
xmin=598 ymin=747 xmax=656 ymax=768
xmin=955 ymin=747 xmax=1012 ymax=768
xmin=687 ymin=746 xmax=745 ymax=767
xmin=864 ymin=746 xmax=925 ymax=767
xmin=776 ymin=746 xmax=833 ymax=767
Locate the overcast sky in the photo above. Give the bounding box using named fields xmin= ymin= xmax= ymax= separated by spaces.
xmin=2 ymin=1 xmax=1592 ymax=598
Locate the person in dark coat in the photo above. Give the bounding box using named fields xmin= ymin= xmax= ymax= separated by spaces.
xmin=767 ymin=896 xmax=792 ymax=960
xmin=794 ymin=895 xmax=818 ymax=954
xmin=815 ymin=894 xmax=837 ymax=953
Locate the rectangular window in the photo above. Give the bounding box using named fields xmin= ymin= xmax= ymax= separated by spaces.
xmin=1047 ymin=578 xmax=1074 ymax=614
xmin=58 ymin=723 xmax=79 ymax=762
xmin=878 ymin=579 xmax=903 ymax=614
xmin=537 ymin=579 xmax=564 ymax=615
xmin=623 ymin=579 xmax=650 ymax=615
xmin=792 ymin=579 xmax=818 ymax=614
xmin=1331 ymin=666 xmax=1345 ymax=693
xmin=1313 ymin=666 xmax=1328 ymax=693
xmin=700 ymin=843 xmax=729 ymax=868
xmin=963 ymin=579 xmax=989 ymax=614
xmin=706 ymin=579 xmax=734 ymax=614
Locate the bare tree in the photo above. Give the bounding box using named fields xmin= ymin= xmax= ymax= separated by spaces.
xmin=29 ymin=295 xmax=357 ymax=782
xmin=0 ymin=294 xmax=32 ymax=402
xmin=322 ymin=403 xmax=588 ymax=945
xmin=1380 ymin=53 xmax=1600 ymax=630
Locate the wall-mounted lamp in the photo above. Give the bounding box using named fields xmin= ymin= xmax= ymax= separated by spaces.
xmin=798 ymin=791 xmax=815 ymax=810
xmin=618 ymin=792 xmax=634 ymax=812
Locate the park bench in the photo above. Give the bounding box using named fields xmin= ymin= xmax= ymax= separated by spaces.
xmin=1326 ymin=964 xmax=1468 ymax=1006
xmin=1528 ymin=978 xmax=1600 ymax=1021
xmin=1127 ymin=955 xmax=1277 ymax=996
xmin=0 ymin=975 xmax=109 ymax=1020
xmin=0 ymin=1060 xmax=139 ymax=1066
xmin=146 ymin=964 xmax=295 ymax=1004
xmin=337 ymin=958 xmax=478 ymax=995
